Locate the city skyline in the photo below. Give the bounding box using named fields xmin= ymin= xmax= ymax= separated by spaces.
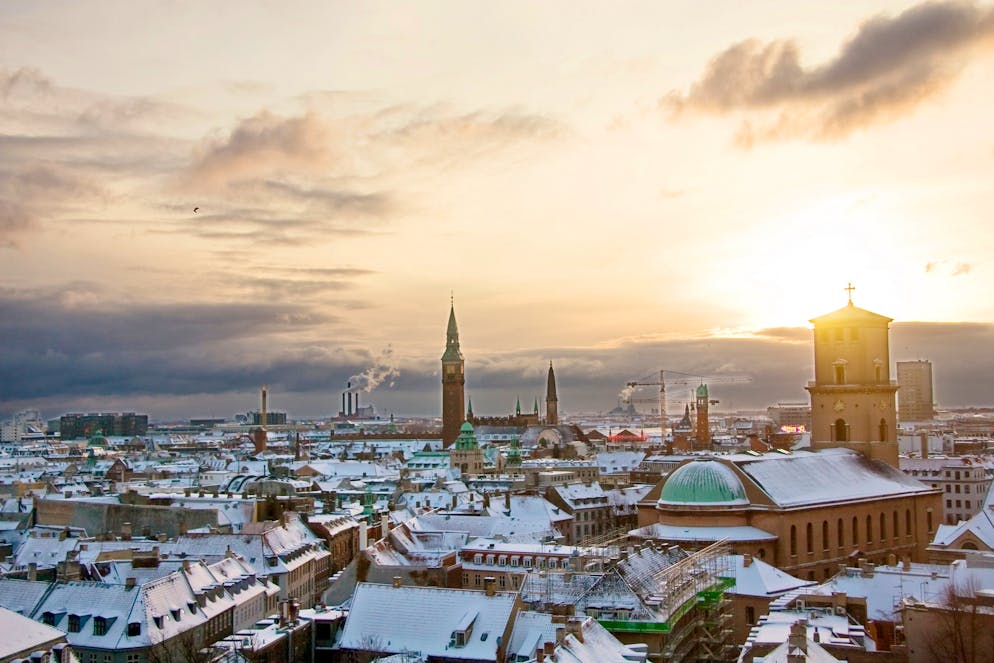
xmin=3 ymin=1 xmax=994 ymax=418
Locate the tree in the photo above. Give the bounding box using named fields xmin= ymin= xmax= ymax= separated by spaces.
xmin=921 ymin=578 xmax=994 ymax=663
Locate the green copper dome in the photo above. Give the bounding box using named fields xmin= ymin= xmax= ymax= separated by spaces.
xmin=454 ymin=421 xmax=478 ymax=450
xmin=696 ymin=383 xmax=708 ymax=398
xmin=659 ymin=459 xmax=748 ymax=506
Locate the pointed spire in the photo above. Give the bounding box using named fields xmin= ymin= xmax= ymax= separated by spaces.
xmin=442 ymin=298 xmax=464 ymax=362
xmin=546 ymin=361 xmax=558 ymax=401
xmin=515 ymin=396 xmax=521 ymax=416
xmin=467 ymin=397 xmax=474 ymax=418
xmin=533 ymin=397 xmax=539 ymax=414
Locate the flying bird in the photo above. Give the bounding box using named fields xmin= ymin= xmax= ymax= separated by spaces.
xmin=193 ymin=207 xmax=199 ymax=213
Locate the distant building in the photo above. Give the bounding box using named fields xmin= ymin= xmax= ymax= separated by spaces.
xmin=0 ymin=408 xmax=45 ymax=442
xmin=766 ymin=402 xmax=811 ymax=432
xmin=58 ymin=413 xmax=148 ymax=440
xmin=249 ymin=411 xmax=287 ymax=426
xmin=897 ymin=359 xmax=936 ymax=422
xmin=900 ymin=455 xmax=991 ymax=525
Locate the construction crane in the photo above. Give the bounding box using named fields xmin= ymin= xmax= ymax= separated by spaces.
xmin=624 ymin=369 xmax=752 ymax=428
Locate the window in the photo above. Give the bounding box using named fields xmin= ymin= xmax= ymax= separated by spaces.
xmin=837 ymin=518 xmax=844 ymax=548
xmin=906 ymin=510 xmax=912 ymax=536
xmin=852 ymin=516 xmax=858 ymax=544
xmin=474 ymin=554 xmax=482 ymax=564
xmin=834 ymin=419 xmax=848 ymax=443
xmin=850 ymin=327 xmax=859 ymax=341
xmin=42 ymin=612 xmax=55 ymax=626
xmin=94 ymin=616 xmax=108 ymax=636
xmin=866 ymin=515 xmax=873 ymax=543
xmin=927 ymin=510 xmax=934 ymax=533
xmin=880 ymin=513 xmax=886 ymax=540
xmin=834 ymin=328 xmax=844 ymax=342
xmin=835 ymin=365 xmax=846 ymax=384
xmin=822 ymin=521 xmax=829 ymax=551
xmin=893 ymin=511 xmax=899 ymax=539
xmin=127 ymin=622 xmax=141 ymax=637
xmin=746 ymin=606 xmax=756 ymax=625
xmin=68 ymin=614 xmax=81 ymax=633
xmin=790 ymin=525 xmax=797 ymax=556
xmin=806 ymin=523 xmax=813 ymax=554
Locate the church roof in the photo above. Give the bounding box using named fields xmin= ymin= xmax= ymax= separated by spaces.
xmin=658 ymin=459 xmax=749 ymax=506
xmin=809 ymin=302 xmax=892 ymax=325
xmin=732 ymin=448 xmax=933 ymax=508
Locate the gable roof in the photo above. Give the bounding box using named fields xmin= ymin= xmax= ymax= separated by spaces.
xmin=340 ymin=583 xmax=517 ymax=660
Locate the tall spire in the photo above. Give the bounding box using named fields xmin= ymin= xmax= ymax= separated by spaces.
xmin=546 ymin=361 xmax=559 ymax=425
xmin=442 ymin=300 xmax=463 ymax=362
xmin=515 ymin=396 xmax=521 ymax=416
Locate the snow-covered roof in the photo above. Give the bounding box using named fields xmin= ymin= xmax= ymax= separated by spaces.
xmin=630 ymin=523 xmax=777 ymax=543
xmin=806 ymin=561 xmax=951 ymax=621
xmin=726 ymin=555 xmax=814 ymax=598
xmin=733 ymin=448 xmax=935 ymax=507
xmin=340 ymin=583 xmax=518 ymax=660
xmin=0 ymin=606 xmax=66 ymax=658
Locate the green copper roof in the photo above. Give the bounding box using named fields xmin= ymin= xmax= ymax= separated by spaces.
xmin=659 ymin=459 xmax=748 ymax=506
xmin=441 ymin=303 xmax=464 ymax=362
xmin=696 ymin=383 xmax=708 ymax=398
xmin=454 ymin=420 xmax=478 ymax=450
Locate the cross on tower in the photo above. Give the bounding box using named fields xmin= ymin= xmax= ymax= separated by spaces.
xmin=845 ymin=282 xmax=855 ymax=304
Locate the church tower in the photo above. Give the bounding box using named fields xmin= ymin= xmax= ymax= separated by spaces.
xmin=546 ymin=362 xmax=559 ymax=425
xmin=441 ymin=301 xmax=465 ymax=447
xmin=695 ymin=383 xmax=711 ymax=448
xmin=805 ymin=288 xmax=899 ymax=467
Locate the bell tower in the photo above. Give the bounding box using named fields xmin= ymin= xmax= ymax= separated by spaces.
xmin=441 ymin=300 xmax=465 ymax=447
xmin=695 ymin=383 xmax=711 ymax=448
xmin=806 ymin=285 xmax=899 ymax=466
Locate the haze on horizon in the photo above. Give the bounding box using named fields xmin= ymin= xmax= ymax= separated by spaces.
xmin=3 ymin=1 xmax=994 ymax=420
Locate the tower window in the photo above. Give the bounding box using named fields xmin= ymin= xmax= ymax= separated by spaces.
xmin=834 ymin=364 xmax=846 ymax=384
xmin=850 ymin=327 xmax=859 ymax=341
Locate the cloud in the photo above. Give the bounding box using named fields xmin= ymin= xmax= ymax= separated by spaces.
xmin=184 ymin=111 xmax=333 ymax=190
xmin=666 ymin=1 xmax=994 ymax=142
xmin=0 ymin=166 xmax=104 ymax=246
xmin=0 ymin=66 xmax=51 ymax=99
xmin=925 ymin=259 xmax=973 ymax=275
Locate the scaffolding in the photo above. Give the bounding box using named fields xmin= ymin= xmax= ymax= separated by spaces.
xmin=599 ymin=540 xmax=737 ymax=662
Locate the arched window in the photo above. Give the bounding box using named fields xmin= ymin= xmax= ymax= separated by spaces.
xmin=866 ymin=515 xmax=873 ymax=543
xmin=906 ymin=510 xmax=912 ymax=537
xmin=893 ymin=511 xmax=899 ymax=539
xmin=822 ymin=521 xmax=829 ymax=551
xmin=790 ymin=525 xmax=797 ymax=556
xmin=963 ymin=542 xmax=978 ymax=551
xmin=879 ymin=418 xmax=888 ymax=442
xmin=837 ymin=518 xmax=844 ymax=548
xmin=880 ymin=513 xmax=886 ymax=540
xmin=758 ymin=548 xmax=766 ymax=559
xmin=852 ymin=516 xmax=858 ymax=544
xmin=835 ymin=419 xmax=849 ymax=443
xmin=806 ymin=523 xmax=813 ymax=554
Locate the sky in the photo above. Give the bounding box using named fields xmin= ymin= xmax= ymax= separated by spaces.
xmin=3 ymin=1 xmax=994 ymax=421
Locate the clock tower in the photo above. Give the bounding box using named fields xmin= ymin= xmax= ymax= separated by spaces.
xmin=441 ymin=301 xmax=465 ymax=447
xmin=805 ymin=288 xmax=899 ymax=467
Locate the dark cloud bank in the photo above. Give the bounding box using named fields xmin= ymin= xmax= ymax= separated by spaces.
xmin=1 ymin=288 xmax=991 ymax=419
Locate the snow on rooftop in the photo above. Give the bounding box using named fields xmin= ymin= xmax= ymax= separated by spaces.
xmin=340 ymin=583 xmax=517 ymax=660
xmin=734 ymin=449 xmax=935 ymax=507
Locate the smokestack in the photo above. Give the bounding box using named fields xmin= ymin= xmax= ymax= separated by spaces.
xmin=920 ymin=432 xmax=929 ymax=459
xmin=261 ymin=385 xmax=268 ymax=428
xmin=348 ymin=382 xmax=352 ymax=416
xmin=342 ymin=391 xmax=346 ymax=416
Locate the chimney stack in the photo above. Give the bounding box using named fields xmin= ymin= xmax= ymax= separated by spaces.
xmin=28 ymin=562 xmax=37 ymax=581
xmin=536 ymin=648 xmax=544 ymax=663
xmin=348 ymin=382 xmax=352 ymax=416
xmin=787 ymin=620 xmax=808 ymax=662
xmin=484 ymin=576 xmax=496 ymax=597
xmin=920 ymin=431 xmax=929 ymax=459
xmin=543 ymin=641 xmax=555 ymax=657
xmin=125 ymin=576 xmax=136 ymax=588
xmin=505 ymin=490 xmax=511 ymax=512
xmin=261 ymin=385 xmax=268 ymax=428
xmin=392 ymin=576 xmax=402 ymax=588
xmin=743 ymin=553 xmax=753 ymax=567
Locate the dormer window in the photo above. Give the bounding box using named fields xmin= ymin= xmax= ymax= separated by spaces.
xmin=42 ymin=612 xmax=55 ymax=626
xmin=153 ymin=615 xmax=164 ymax=629
xmin=128 ymin=622 xmax=141 ymax=637
xmin=93 ymin=616 xmax=108 ymax=636
xmin=68 ymin=614 xmax=81 ymax=633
